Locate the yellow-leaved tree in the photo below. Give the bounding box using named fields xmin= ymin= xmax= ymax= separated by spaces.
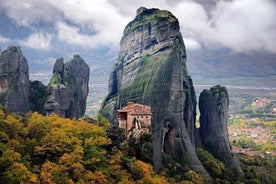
xmin=0 ymin=110 xmax=168 ymax=183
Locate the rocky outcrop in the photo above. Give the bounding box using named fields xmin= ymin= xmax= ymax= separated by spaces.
xmin=100 ymin=7 xmax=210 ymax=177
xmin=0 ymin=45 xmax=90 ymax=119
xmin=64 ymin=55 xmax=90 ymax=118
xmin=44 ymin=55 xmax=89 ymax=118
xmin=44 ymin=58 xmax=69 ymax=117
xmin=0 ymin=46 xmax=30 ymax=113
xmin=198 ymin=85 xmax=244 ymax=177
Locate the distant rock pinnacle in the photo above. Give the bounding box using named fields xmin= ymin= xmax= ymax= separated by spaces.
xmin=199 ymin=85 xmax=244 ymax=177
xmin=0 ymin=46 xmax=30 ymax=113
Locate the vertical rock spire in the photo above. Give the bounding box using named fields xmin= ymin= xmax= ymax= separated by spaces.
xmin=0 ymin=46 xmax=30 ymax=113
xmin=100 ymin=7 xmax=210 ymax=177
xmin=44 ymin=55 xmax=90 ymax=118
xmin=199 ymin=85 xmax=244 ymax=177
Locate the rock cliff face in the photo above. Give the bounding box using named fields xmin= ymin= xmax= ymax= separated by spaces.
xmin=0 ymin=46 xmax=90 ymax=119
xmin=0 ymin=46 xmax=30 ymax=113
xmin=44 ymin=55 xmax=89 ymax=118
xmin=44 ymin=58 xmax=70 ymax=117
xmin=100 ymin=7 xmax=209 ymax=176
xmin=198 ymin=85 xmax=244 ymax=176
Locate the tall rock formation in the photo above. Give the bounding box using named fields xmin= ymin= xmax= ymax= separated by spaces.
xmin=44 ymin=58 xmax=70 ymax=117
xmin=100 ymin=7 xmax=209 ymax=177
xmin=198 ymin=85 xmax=244 ymax=176
xmin=0 ymin=46 xmax=30 ymax=113
xmin=44 ymin=55 xmax=89 ymax=118
xmin=64 ymin=55 xmax=90 ymax=118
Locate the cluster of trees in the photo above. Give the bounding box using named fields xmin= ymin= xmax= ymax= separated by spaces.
xmin=239 ymin=154 xmax=276 ymax=183
xmin=0 ymin=110 xmax=167 ymax=183
xmin=0 ymin=108 xmax=275 ymax=183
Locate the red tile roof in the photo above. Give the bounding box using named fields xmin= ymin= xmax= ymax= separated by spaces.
xmin=118 ymin=102 xmax=152 ymax=115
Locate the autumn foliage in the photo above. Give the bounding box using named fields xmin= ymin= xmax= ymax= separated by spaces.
xmin=1 ymin=109 xmax=275 ymax=183
xmin=0 ymin=109 xmax=166 ymax=184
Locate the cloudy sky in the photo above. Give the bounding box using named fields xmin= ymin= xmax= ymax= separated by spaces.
xmin=0 ymin=0 xmax=276 ymax=54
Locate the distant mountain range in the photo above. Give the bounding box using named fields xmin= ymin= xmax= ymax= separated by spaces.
xmin=187 ymin=47 xmax=276 ymax=77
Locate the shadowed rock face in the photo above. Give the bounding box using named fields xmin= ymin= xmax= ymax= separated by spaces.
xmin=199 ymin=85 xmax=244 ymax=177
xmin=45 ymin=55 xmax=89 ymax=118
xmin=100 ymin=7 xmax=210 ymax=177
xmin=0 ymin=46 xmax=30 ymax=113
xmin=64 ymin=55 xmax=90 ymax=118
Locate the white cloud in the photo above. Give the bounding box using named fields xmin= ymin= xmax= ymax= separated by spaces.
xmin=0 ymin=0 xmax=59 ymax=26
xmin=172 ymin=1 xmax=212 ymax=49
xmin=56 ymin=22 xmax=96 ymax=48
xmin=183 ymin=37 xmax=201 ymax=50
xmin=0 ymin=35 xmax=10 ymax=43
xmin=0 ymin=0 xmax=129 ymax=48
xmin=20 ymin=32 xmax=53 ymax=50
xmin=56 ymin=21 xmax=123 ymax=49
xmin=53 ymin=0 xmax=130 ymax=48
xmin=171 ymin=0 xmax=276 ymax=53
xmin=172 ymin=1 xmax=210 ymax=35
xmin=211 ymin=0 xmax=276 ymax=53
xmin=1 ymin=0 xmax=275 ymax=53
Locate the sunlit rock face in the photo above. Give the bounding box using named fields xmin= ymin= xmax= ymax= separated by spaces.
xmin=0 ymin=46 xmax=30 ymax=113
xmin=100 ymin=7 xmax=210 ymax=177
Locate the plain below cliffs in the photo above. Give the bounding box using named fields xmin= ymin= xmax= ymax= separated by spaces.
xmin=100 ymin=7 xmax=243 ymax=178
xmin=0 ymin=46 xmax=89 ymax=119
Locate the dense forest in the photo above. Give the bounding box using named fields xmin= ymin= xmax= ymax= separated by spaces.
xmin=0 ymin=109 xmax=275 ymax=183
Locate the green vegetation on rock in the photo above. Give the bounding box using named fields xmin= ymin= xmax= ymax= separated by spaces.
xmin=120 ymin=50 xmax=172 ymax=104
xmin=49 ymin=73 xmax=61 ymax=85
xmin=123 ymin=8 xmax=176 ymax=36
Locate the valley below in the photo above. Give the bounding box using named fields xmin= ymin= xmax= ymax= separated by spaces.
xmin=194 ymin=76 xmax=276 ymax=165
xmin=85 ymin=75 xmax=276 ymax=115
